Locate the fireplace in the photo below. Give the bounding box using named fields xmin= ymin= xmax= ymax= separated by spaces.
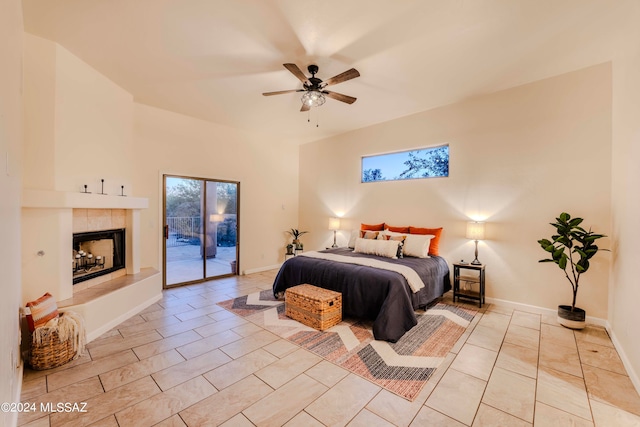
xmin=73 ymin=228 xmax=125 ymax=284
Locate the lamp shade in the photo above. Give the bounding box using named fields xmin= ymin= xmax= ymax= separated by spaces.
xmin=328 ymin=217 xmax=341 ymax=231
xmin=466 ymin=221 xmax=485 ymax=240
xmin=210 ymin=214 xmax=224 ymax=223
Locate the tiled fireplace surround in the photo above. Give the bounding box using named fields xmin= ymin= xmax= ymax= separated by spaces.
xmin=21 ymin=190 xmax=162 ymax=342
xmin=72 ymin=208 xmax=128 ymax=291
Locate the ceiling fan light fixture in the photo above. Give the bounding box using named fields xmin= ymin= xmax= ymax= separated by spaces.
xmin=264 ymin=63 xmax=358 ymax=113
xmin=301 ymin=90 xmax=326 ymax=107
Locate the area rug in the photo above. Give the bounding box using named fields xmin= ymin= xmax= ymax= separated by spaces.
xmin=218 ymin=289 xmax=477 ymax=401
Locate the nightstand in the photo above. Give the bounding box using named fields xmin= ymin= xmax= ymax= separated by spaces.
xmin=453 ymin=263 xmax=485 ymax=308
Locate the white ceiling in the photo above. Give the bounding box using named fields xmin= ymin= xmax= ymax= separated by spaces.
xmin=22 ymin=0 xmax=622 ymax=144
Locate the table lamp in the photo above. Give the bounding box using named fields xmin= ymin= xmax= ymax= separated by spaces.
xmin=329 ymin=217 xmax=341 ymax=248
xmin=466 ymin=221 xmax=485 ymax=265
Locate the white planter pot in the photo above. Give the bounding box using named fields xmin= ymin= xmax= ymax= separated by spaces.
xmin=557 ymin=305 xmax=586 ymax=329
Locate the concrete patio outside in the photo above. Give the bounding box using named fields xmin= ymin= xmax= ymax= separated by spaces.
xmin=165 ymin=244 xmax=237 ymax=285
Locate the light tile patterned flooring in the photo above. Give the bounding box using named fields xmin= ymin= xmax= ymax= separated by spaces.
xmin=20 ymin=270 xmax=640 ymax=426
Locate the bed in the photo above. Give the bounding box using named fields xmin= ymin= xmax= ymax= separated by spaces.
xmin=272 ymin=246 xmax=451 ymax=342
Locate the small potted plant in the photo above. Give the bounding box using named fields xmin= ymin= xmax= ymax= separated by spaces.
xmin=286 ymin=228 xmax=308 ymax=250
xmin=538 ymin=212 xmax=607 ymax=329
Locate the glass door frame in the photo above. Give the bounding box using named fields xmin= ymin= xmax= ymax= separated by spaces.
xmin=162 ymin=174 xmax=240 ymax=288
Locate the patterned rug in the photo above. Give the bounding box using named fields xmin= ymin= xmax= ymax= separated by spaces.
xmin=218 ymin=289 xmax=477 ymax=401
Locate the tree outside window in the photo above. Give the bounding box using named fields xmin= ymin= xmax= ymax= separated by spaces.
xmin=361 ymin=145 xmax=449 ymax=183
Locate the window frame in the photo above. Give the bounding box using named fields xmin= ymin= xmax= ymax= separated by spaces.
xmin=361 ymin=144 xmax=449 ymax=183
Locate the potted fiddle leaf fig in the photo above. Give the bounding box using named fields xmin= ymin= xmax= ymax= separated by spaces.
xmin=538 ymin=212 xmax=607 ymax=329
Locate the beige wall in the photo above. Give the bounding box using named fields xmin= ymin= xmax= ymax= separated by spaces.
xmin=22 ymin=34 xmax=56 ymax=190
xmin=53 ymin=45 xmax=134 ymax=193
xmin=22 ymin=35 xmax=137 ymax=303
xmin=21 ymin=32 xmax=299 ymax=304
xmin=300 ymin=63 xmax=612 ymax=319
xmin=23 ymin=34 xmax=134 ymax=194
xmin=610 ymin=1 xmax=640 ymax=388
xmin=0 ymin=0 xmax=24 ymax=423
xmin=132 ymin=104 xmax=300 ymax=274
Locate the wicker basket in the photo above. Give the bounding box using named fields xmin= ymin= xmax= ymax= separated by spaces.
xmin=28 ymin=312 xmax=84 ymax=371
xmin=29 ymin=328 xmax=76 ymax=370
xmin=285 ymin=284 xmax=342 ymax=330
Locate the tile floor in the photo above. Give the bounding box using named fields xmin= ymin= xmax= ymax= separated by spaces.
xmin=19 ymin=270 xmax=640 ymax=426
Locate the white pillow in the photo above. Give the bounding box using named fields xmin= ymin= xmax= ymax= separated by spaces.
xmin=346 ymin=230 xmax=379 ymax=248
xmin=347 ymin=230 xmax=359 ymax=248
xmin=354 ymin=237 xmax=400 ymax=259
xmin=359 ymin=230 xmax=380 ymax=240
xmin=403 ymin=234 xmax=434 ymax=258
xmin=378 ymin=230 xmax=404 ymax=239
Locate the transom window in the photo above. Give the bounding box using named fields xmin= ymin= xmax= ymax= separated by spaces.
xmin=361 ymin=144 xmax=449 ymax=183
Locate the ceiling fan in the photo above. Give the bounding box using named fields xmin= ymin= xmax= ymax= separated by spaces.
xmin=263 ymin=63 xmax=360 ymax=112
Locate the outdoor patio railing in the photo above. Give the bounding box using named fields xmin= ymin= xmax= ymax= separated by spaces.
xmin=166 ymin=216 xmax=237 ymax=248
xmin=167 ymin=217 xmax=201 ymax=247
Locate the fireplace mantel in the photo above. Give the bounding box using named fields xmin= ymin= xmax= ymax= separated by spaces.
xmin=23 ymin=189 xmax=148 ymax=210
xmin=21 ymin=189 xmax=161 ymax=342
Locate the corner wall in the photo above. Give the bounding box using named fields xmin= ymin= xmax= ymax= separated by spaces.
xmin=299 ymin=63 xmax=612 ymax=319
xmin=22 ymin=31 xmax=300 ymax=304
xmin=23 ymin=33 xmax=135 ymax=194
xmin=0 ymin=0 xmax=24 ymax=425
xmin=132 ymin=104 xmax=300 ymax=275
xmin=22 ymin=34 xmax=138 ymax=303
xmin=610 ymin=0 xmax=640 ymax=389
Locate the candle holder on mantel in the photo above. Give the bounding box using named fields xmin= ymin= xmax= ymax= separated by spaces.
xmin=119 ymin=185 xmax=126 ymax=197
xmin=98 ymin=179 xmax=107 ymax=195
xmin=82 ymin=185 xmax=91 ymax=194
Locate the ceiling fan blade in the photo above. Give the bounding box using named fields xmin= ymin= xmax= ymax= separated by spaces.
xmin=300 ymin=103 xmax=311 ymax=112
xmin=283 ymin=63 xmax=309 ymax=85
xmin=322 ymin=68 xmax=360 ymax=87
xmin=324 ymin=91 xmax=357 ymax=104
xmin=262 ymin=89 xmax=302 ymax=96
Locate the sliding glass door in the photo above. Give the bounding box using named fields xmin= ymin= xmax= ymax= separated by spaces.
xmin=163 ymin=175 xmax=239 ymax=288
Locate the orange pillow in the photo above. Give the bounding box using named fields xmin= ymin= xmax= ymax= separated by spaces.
xmin=361 ymin=223 xmax=385 ymax=231
xmin=25 ymin=292 xmax=59 ymax=331
xmin=409 ymin=227 xmax=443 ymax=256
xmin=385 ymin=225 xmax=410 ymax=233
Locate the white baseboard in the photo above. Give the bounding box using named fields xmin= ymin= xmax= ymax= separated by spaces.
xmin=484 ymin=296 xmax=608 ymax=327
xmin=607 ymin=328 xmax=640 ymax=398
xmin=242 ymin=263 xmax=282 ymax=275
xmin=77 ymin=294 xmax=163 ymax=343
xmin=6 ymin=361 xmax=23 ymax=427
xmin=485 ymin=296 xmax=639 ymax=396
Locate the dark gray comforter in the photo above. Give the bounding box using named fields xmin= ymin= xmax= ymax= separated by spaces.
xmin=272 ymin=248 xmax=451 ymax=342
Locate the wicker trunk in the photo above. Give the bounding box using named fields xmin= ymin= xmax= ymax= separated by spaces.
xmin=285 ymin=284 xmax=342 ymax=330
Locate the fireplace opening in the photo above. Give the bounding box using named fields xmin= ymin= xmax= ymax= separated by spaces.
xmin=73 ymin=228 xmax=125 ymax=284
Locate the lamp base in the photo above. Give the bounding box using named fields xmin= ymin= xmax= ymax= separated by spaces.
xmin=471 ymin=240 xmax=481 ymax=265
